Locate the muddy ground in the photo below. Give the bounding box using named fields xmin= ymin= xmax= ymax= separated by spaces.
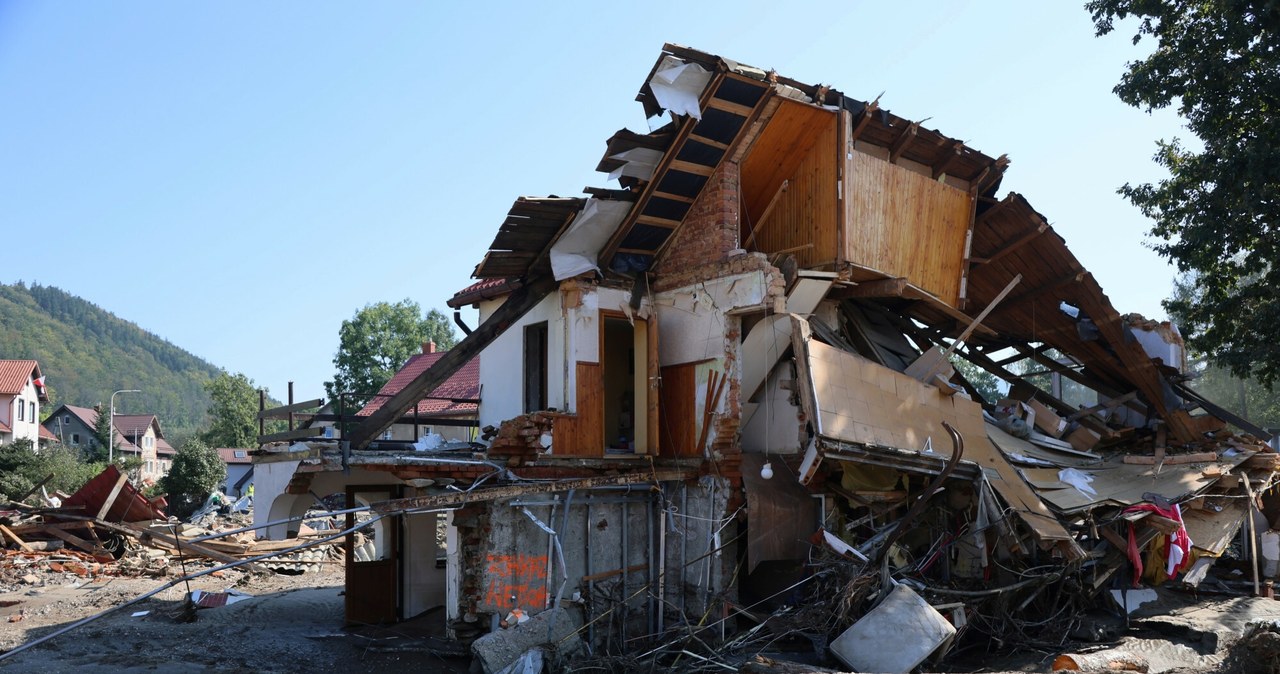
xmin=3 ymin=557 xmax=1280 ymax=673
xmin=0 ymin=562 xmax=465 ymax=674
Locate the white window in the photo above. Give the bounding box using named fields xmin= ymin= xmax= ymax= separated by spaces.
xmin=71 ymin=433 xmax=80 ymax=446
xmin=382 ymin=430 xmax=394 ymax=440
xmin=16 ymin=399 xmax=23 ymax=422
xmin=234 ymin=450 xmax=247 ymax=459
xmin=29 ymin=402 xmax=35 ymax=421
xmin=64 ymin=415 xmax=70 ymax=425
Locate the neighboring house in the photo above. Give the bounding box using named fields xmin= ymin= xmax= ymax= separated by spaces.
xmin=251 ymin=45 xmax=1256 ymax=651
xmin=42 ymin=405 xmax=175 ymax=484
xmin=112 ymin=414 xmax=175 ymax=485
xmin=43 ymin=404 xmax=101 ymax=451
xmin=217 ymin=448 xmax=254 ymax=497
xmin=0 ymin=360 xmax=48 ymax=446
xmin=356 ymin=341 xmax=479 ymax=444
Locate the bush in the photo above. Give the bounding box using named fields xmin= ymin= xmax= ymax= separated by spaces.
xmin=158 ymin=439 xmax=226 ymax=518
xmin=0 ymin=439 xmax=104 ymax=504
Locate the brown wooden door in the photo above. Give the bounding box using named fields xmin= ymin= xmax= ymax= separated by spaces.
xmin=345 ymin=486 xmax=400 ymax=625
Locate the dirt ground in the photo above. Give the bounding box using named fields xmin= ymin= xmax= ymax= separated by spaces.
xmin=0 ymin=560 xmax=464 ymax=674
xmin=4 ymin=552 xmax=1280 ymax=673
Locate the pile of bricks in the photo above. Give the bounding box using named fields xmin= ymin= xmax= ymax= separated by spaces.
xmin=484 ymin=412 xmax=557 ymax=463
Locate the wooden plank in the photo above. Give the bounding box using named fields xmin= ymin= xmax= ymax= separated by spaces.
xmin=650 ymin=190 xmax=694 ymax=204
xmin=932 ymin=141 xmax=964 ymax=179
xmin=1065 ymin=391 xmax=1138 ymax=422
xmin=666 ymin=159 xmax=714 ymax=177
xmin=347 ymin=275 xmax=557 ymax=449
xmin=919 ymin=273 xmax=1021 ymax=380
xmin=686 ymin=134 xmax=728 ymax=151
xmin=706 ymin=97 xmax=754 ymax=118
xmin=829 ymin=277 xmax=908 ymax=299
xmin=41 ymin=526 xmax=103 ymax=556
xmin=372 ymin=469 xmax=693 ymax=514
xmin=659 ymin=362 xmax=698 ymax=457
xmin=1121 ymin=451 xmax=1217 ymax=465
xmin=257 ymin=427 xmax=324 ymax=444
xmin=888 ymin=122 xmax=919 ymax=163
xmin=848 ymin=100 xmax=879 ymax=144
xmin=0 ymin=523 xmax=33 ymax=552
xmin=635 ymin=214 xmax=681 ymax=229
xmin=95 ymin=472 xmax=130 ymax=522
xmin=970 ymin=223 xmax=1048 ymax=267
xmin=647 ymin=315 xmax=660 ymax=458
xmin=113 ymin=522 xmax=252 ymax=567
xmin=16 ymin=474 xmax=54 ymax=503
xmin=742 ymin=179 xmax=787 ymax=249
xmin=258 ymin=398 xmax=325 ymax=420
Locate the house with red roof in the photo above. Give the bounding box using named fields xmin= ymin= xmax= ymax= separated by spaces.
xmin=356 ymin=341 xmax=479 ymax=443
xmin=0 ymin=360 xmax=49 ymax=446
xmin=42 ymin=404 xmax=175 ymax=483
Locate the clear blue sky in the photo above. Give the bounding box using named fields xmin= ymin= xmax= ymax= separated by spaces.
xmin=0 ymin=1 xmax=1185 ymax=400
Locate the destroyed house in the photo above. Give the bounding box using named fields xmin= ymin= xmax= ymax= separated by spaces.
xmin=254 ymin=45 xmax=1276 ymax=670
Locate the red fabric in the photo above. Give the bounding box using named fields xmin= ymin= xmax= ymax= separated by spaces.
xmin=1126 ymin=523 xmax=1144 ymax=588
xmin=1122 ymin=502 xmax=1193 ymax=580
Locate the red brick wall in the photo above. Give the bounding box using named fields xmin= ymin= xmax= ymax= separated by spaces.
xmin=656 ymin=161 xmax=741 ymax=275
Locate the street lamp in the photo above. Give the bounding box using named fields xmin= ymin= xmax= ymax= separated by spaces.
xmin=109 ymin=389 xmax=140 ymax=464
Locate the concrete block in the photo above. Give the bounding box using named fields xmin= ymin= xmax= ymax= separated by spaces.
xmin=829 ymin=584 xmax=955 ymax=674
xmin=471 ymin=607 xmax=584 ymax=674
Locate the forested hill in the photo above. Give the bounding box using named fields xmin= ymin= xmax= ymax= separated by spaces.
xmin=0 ymin=282 xmax=223 ymax=443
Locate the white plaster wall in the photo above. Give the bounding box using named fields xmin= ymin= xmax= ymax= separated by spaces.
xmin=653 ymin=272 xmax=768 ymax=365
xmin=5 ymin=378 xmax=41 ymax=445
xmin=740 ymin=361 xmax=805 ymax=454
xmin=254 ymin=459 xmax=302 ymax=540
xmin=477 ymin=293 xmax=566 ymax=427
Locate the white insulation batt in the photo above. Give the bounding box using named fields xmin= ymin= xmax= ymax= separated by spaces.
xmin=608 ymin=147 xmax=663 ymax=182
xmin=549 ymin=198 xmax=632 ymax=280
xmin=649 ymin=55 xmax=712 ymax=120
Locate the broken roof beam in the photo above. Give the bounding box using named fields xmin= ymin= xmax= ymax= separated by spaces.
xmin=932 ymin=140 xmax=964 ymax=179
xmin=346 ymin=275 xmax=559 ymax=450
xmin=970 ymin=221 xmax=1049 ymax=267
xmin=888 ymin=121 xmax=920 ymax=163
xmin=847 ymin=97 xmax=881 ymax=145
xmin=829 ymin=277 xmax=908 ymax=300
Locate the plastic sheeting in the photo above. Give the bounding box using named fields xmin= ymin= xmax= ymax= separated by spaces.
xmin=549 ymin=198 xmax=631 ymax=280
xmin=607 ymin=147 xmax=663 ymax=182
xmin=648 ymin=55 xmax=712 ymax=120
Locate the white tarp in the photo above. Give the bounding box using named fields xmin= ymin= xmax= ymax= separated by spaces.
xmin=549 ymin=198 xmax=632 ymax=280
xmin=649 ymin=55 xmax=712 ymax=120
xmin=608 ymin=147 xmax=663 ymax=182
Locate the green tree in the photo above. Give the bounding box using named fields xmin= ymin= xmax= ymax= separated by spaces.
xmin=952 ymin=357 xmax=1004 ymax=403
xmin=202 ymin=371 xmax=262 ymax=448
xmin=38 ymin=382 xmax=58 ymax=422
xmin=324 ymin=300 xmax=459 ymax=402
xmin=91 ymin=404 xmax=115 ymax=462
xmin=1088 ymin=1 xmax=1280 ymax=385
xmin=158 ymin=438 xmax=226 ymax=516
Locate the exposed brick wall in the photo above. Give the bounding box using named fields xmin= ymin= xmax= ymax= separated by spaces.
xmin=453 ymin=504 xmax=491 ymax=620
xmin=655 ymin=161 xmax=741 ymax=278
xmin=483 ymin=412 xmax=556 ymax=465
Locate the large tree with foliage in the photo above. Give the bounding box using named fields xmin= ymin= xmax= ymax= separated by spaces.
xmin=324 ymin=300 xmax=458 ymax=403
xmin=158 ymin=438 xmax=226 ymax=515
xmin=1088 ymin=1 xmax=1280 ymax=384
xmin=202 ymin=371 xmax=262 ymax=448
xmin=91 ymin=404 xmax=115 ymax=462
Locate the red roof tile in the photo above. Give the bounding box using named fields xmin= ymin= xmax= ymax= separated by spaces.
xmin=447 ymin=278 xmax=516 ymax=308
xmin=217 ymin=448 xmax=253 ymax=464
xmin=38 ymin=425 xmax=57 ymax=441
xmin=358 ymin=350 xmax=480 ymax=418
xmin=0 ymin=360 xmax=42 ymax=396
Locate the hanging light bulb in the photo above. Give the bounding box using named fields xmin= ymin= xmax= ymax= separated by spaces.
xmin=760 ymin=460 xmax=774 ymax=480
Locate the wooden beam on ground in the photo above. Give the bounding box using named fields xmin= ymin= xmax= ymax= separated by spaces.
xmin=104 ymin=521 xmax=255 ymax=568
xmin=347 ymin=275 xmax=559 ymax=450
xmin=41 ymin=526 xmax=105 ymax=556
xmin=0 ymin=523 xmax=34 ymax=552
xmin=371 ymin=469 xmax=693 ymax=514
xmin=16 ymin=474 xmax=55 ymax=503
xmin=1122 ymin=451 xmax=1217 ymax=465
xmin=95 ymin=472 xmax=130 ymax=522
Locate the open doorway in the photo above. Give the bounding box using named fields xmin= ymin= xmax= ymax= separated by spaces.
xmin=601 ymin=313 xmax=652 ymax=454
xmin=346 ymin=485 xmax=401 ymax=625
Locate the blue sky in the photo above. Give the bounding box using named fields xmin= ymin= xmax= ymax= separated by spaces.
xmin=0 ymin=1 xmax=1185 ymax=400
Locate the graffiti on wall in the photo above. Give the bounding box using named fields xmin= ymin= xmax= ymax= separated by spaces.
xmin=482 ymin=553 xmax=548 ymax=611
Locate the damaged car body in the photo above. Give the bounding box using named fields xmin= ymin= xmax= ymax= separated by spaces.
xmin=251 ymin=44 xmax=1279 ymax=672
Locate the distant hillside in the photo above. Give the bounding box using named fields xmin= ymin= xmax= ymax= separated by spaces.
xmin=0 ymin=282 xmax=224 ymax=444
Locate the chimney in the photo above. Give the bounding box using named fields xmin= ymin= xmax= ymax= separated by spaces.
xmin=423 ymin=341 xmax=436 ymax=354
